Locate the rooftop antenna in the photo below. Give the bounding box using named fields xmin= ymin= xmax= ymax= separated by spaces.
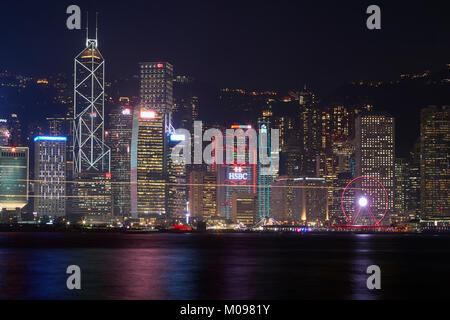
xmin=85 ymin=11 xmax=89 ymax=47
xmin=95 ymin=12 xmax=98 ymax=41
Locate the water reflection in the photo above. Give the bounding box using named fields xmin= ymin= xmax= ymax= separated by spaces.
xmin=0 ymin=233 xmax=449 ymax=299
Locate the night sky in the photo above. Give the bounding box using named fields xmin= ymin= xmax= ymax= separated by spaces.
xmin=1 ymin=0 xmax=449 ymax=94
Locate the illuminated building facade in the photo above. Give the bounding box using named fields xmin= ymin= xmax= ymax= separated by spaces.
xmin=232 ymin=193 xmax=257 ymax=226
xmin=393 ymin=158 xmax=409 ymax=224
xmin=71 ymin=172 xmax=112 ymax=221
xmin=107 ymin=100 xmax=133 ymax=217
xmin=34 ymin=136 xmax=67 ymax=217
xmin=408 ymin=140 xmax=421 ymax=218
xmin=131 ymin=110 xmax=167 ymax=218
xmin=189 ymin=170 xmax=218 ymax=219
xmin=420 ymin=106 xmax=450 ymax=218
xmin=355 ymin=113 xmax=395 ymax=220
xmin=167 ymin=133 xmax=188 ymax=218
xmin=0 ymin=146 xmax=29 ymax=211
xmin=0 ymin=119 xmax=9 ymax=146
xmin=130 ymin=62 xmax=174 ymax=219
xmin=217 ymin=126 xmax=257 ymax=220
xmin=301 ymin=106 xmax=322 ymax=176
xmin=270 ymin=176 xmax=328 ymax=224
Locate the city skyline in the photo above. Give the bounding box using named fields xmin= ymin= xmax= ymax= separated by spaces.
xmin=0 ymin=2 xmax=447 ymax=231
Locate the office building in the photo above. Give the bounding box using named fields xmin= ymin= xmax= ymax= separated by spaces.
xmin=355 ymin=113 xmax=395 ymax=222
xmin=232 ymin=193 xmax=257 ymax=226
xmin=34 ymin=136 xmax=67 ymax=217
xmin=107 ymin=100 xmax=133 ymax=217
xmin=0 ymin=119 xmax=9 ymax=146
xmin=71 ymin=30 xmax=112 ymax=221
xmin=131 ymin=110 xmax=167 ymax=217
xmin=167 ymin=133 xmax=188 ymax=218
xmin=189 ymin=170 xmax=218 ymax=219
xmin=139 ymin=62 xmax=174 ymax=115
xmin=420 ymin=106 xmax=450 ymax=218
xmin=0 ymin=147 xmax=29 ymax=219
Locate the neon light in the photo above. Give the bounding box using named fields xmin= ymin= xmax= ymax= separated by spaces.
xmin=157 ymin=63 xmax=164 ymax=68
xmin=140 ymin=111 xmax=156 ymax=119
xmin=231 ymin=125 xmax=252 ymax=130
xmin=170 ymin=134 xmax=186 ymax=141
xmin=34 ymin=136 xmax=67 ymax=142
xmin=122 ymin=108 xmax=131 ymax=115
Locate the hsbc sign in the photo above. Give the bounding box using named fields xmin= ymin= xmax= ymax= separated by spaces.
xmin=229 ymin=172 xmax=248 ymax=180
xmin=229 ymin=167 xmax=248 ymax=180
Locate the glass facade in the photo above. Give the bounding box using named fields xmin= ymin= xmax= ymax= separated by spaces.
xmin=0 ymin=146 xmax=29 ymax=210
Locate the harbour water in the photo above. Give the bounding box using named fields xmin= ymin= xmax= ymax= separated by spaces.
xmin=0 ymin=232 xmax=449 ymax=300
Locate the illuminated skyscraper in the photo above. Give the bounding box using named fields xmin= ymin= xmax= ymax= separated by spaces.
xmin=130 ymin=110 xmax=167 ymax=218
xmin=189 ymin=170 xmax=218 ymax=219
xmin=301 ymin=106 xmax=322 ymax=176
xmin=107 ymin=100 xmax=132 ymax=217
xmin=167 ymin=133 xmax=187 ymax=218
xmin=71 ymin=22 xmax=112 ymax=221
xmin=73 ymin=26 xmax=110 ymax=175
xmin=140 ymin=62 xmax=174 ymax=115
xmin=0 ymin=146 xmax=29 ymax=216
xmin=355 ymin=113 xmax=395 ymax=221
xmin=258 ymin=121 xmax=274 ymax=220
xmin=34 ymin=136 xmax=67 ymax=217
xmin=393 ymin=158 xmax=409 ymax=224
xmin=420 ymin=106 xmax=450 ymax=218
xmin=216 ymin=126 xmax=257 ymax=219
xmin=130 ymin=62 xmax=174 ymax=219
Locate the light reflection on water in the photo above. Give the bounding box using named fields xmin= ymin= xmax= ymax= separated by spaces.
xmin=0 ymin=232 xmax=449 ymax=300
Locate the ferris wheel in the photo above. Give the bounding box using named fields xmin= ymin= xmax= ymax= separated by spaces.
xmin=341 ymin=176 xmax=389 ymax=226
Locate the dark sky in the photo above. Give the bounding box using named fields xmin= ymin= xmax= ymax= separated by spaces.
xmin=0 ymin=0 xmax=449 ymax=94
